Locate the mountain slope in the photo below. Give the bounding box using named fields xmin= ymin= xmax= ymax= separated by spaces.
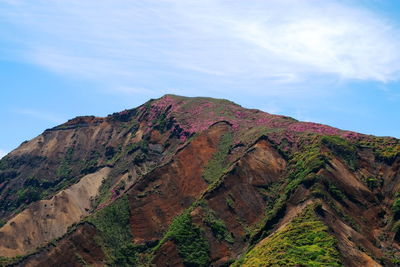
xmin=0 ymin=94 xmax=400 ymax=266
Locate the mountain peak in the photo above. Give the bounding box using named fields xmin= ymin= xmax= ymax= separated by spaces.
xmin=1 ymin=95 xmax=400 ymax=266
xmin=140 ymin=95 xmax=363 ymax=144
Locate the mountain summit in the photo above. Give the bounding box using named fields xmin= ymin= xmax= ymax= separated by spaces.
xmin=0 ymin=95 xmax=400 ymax=266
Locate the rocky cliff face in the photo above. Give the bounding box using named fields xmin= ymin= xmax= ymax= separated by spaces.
xmin=0 ymin=95 xmax=400 ymax=266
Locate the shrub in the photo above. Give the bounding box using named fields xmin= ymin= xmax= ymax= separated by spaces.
xmin=236 ymin=205 xmax=342 ymax=267
xmin=153 ymin=111 xmax=173 ymax=133
xmin=376 ymin=144 xmax=400 ymax=163
xmin=16 ymin=187 xmax=41 ymax=204
xmin=327 ymin=183 xmax=347 ymax=203
xmin=392 ymin=194 xmax=400 ymax=220
xmin=56 ymin=147 xmax=74 ymax=179
xmin=23 ymin=177 xmax=40 ymax=187
xmin=225 ymin=195 xmax=235 ymax=210
xmin=158 ymin=211 xmax=210 ymax=266
xmin=357 ymin=138 xmax=400 ymax=164
xmin=127 ymin=140 xmax=148 ymax=155
xmin=393 ymin=221 xmax=400 ymax=242
xmin=364 ymin=177 xmax=380 ymax=190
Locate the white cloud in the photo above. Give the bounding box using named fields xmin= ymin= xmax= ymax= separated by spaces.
xmin=1 ymin=0 xmax=400 ymax=94
xmin=0 ymin=149 xmax=8 ymax=159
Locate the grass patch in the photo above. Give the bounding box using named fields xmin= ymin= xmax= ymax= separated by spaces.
xmin=156 ymin=210 xmax=210 ymax=266
xmin=322 ymin=135 xmax=358 ymax=170
xmin=86 ymin=196 xmax=137 ymax=266
xmin=289 ymin=145 xmax=328 ymax=181
xmin=94 ymin=177 xmax=113 ymax=207
xmin=235 ymin=205 xmax=342 ymax=267
xmin=203 ymin=132 xmax=233 ymax=184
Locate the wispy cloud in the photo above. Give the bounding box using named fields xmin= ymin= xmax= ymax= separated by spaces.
xmin=13 ymin=108 xmax=64 ymax=124
xmin=1 ymin=0 xmax=400 ymax=95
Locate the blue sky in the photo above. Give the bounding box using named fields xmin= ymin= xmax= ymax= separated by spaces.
xmin=1 ymin=0 xmax=400 ymax=158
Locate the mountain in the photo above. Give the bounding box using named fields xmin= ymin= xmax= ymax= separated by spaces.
xmin=0 ymin=94 xmax=399 ymax=267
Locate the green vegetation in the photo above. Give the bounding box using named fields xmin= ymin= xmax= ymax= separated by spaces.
xmin=153 ymin=110 xmax=173 ymax=133
xmin=94 ymin=177 xmax=113 ymax=207
xmin=376 ymin=145 xmax=400 ymax=163
xmin=256 ymin=182 xmax=282 ymax=212
xmin=157 ymin=210 xmax=210 ymax=266
xmin=392 ymin=192 xmax=400 ymax=220
xmin=236 ymin=205 xmax=342 ymax=267
xmin=326 ymin=183 xmax=347 ymax=203
xmin=0 ymin=156 xmax=65 ymax=214
xmin=289 ymin=144 xmax=328 ymax=180
xmin=250 ymin=142 xmax=328 ymax=244
xmin=357 ymin=138 xmax=400 ymax=164
xmin=310 ymin=183 xmax=360 ymax=231
xmin=393 ymin=221 xmax=400 ymax=243
xmin=80 ymin=151 xmax=100 ymax=175
xmin=363 ymin=176 xmax=380 ymax=190
xmin=81 ymin=158 xmax=98 ymax=174
xmin=321 ymin=135 xmax=357 ymax=170
xmin=9 ymin=176 xmax=46 ymax=206
xmin=203 ymin=132 xmax=233 ymax=184
xmin=127 ymin=140 xmax=148 ymax=155
xmin=383 ymin=245 xmax=400 ymax=265
xmin=225 ymin=194 xmax=235 ymax=210
xmin=0 ymin=256 xmax=23 ymax=267
xmin=86 ymin=196 xmax=137 ymax=266
xmin=56 ymin=147 xmax=74 ymax=179
xmin=20 ymin=147 xmax=101 ymax=204
xmin=285 ymin=144 xmax=328 ymax=199
xmin=107 ymin=144 xmax=123 ymax=165
xmin=121 ymin=119 xmax=139 ymax=134
xmin=200 ymin=202 xmax=234 ymax=243
xmin=16 ymin=187 xmax=41 ymax=205
xmin=0 ymin=158 xmax=6 ymax=171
